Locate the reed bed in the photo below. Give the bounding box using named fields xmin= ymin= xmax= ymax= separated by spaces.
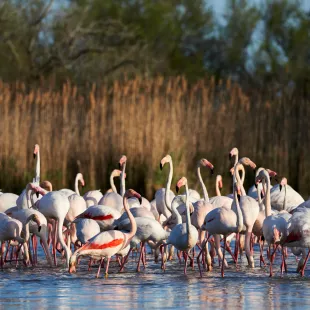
xmin=0 ymin=77 xmax=308 ymax=199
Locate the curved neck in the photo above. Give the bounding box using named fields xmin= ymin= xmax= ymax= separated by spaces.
xmin=123 ymin=196 xmax=137 ymax=241
xmin=75 ymin=175 xmax=80 ymax=196
xmin=235 ymin=165 xmax=246 ymax=196
xmin=197 ymin=165 xmax=209 ymax=202
xmin=234 ymin=152 xmax=239 ymax=167
xmin=164 ymin=160 xmax=173 ymax=213
xmin=185 ymin=183 xmax=191 ymax=235
xmin=110 ymin=173 xmax=118 ymax=193
xmin=171 ymin=198 xmax=182 ymax=225
xmin=120 ymin=163 xmax=126 ymax=197
xmin=35 ymin=150 xmax=40 ymax=183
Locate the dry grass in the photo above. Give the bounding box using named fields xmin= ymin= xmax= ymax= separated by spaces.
xmin=0 ymin=77 xmax=308 ymax=199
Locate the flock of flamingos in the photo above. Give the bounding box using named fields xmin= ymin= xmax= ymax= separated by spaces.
xmin=0 ymin=145 xmax=310 ymax=279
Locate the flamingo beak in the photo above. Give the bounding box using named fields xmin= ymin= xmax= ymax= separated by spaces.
xmin=279 ymin=184 xmax=282 ymax=191
xmin=160 ymin=163 xmax=163 ymax=170
xmin=38 ymin=226 xmax=41 ymax=232
xmin=33 ymin=153 xmax=36 ymax=159
xmin=176 ymin=185 xmax=179 ymax=193
xmin=229 ymin=153 xmax=232 ymax=160
xmin=210 ymin=168 xmax=214 ymax=175
xmin=138 ymin=196 xmax=142 ymax=204
xmin=36 ymin=192 xmax=39 ymax=198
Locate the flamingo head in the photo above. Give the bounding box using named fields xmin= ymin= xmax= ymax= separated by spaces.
xmin=199 ymin=158 xmax=214 ymax=175
xmin=266 ymin=169 xmax=277 ymax=179
xmin=33 ymin=144 xmax=39 ymax=159
xmin=279 ymin=177 xmax=288 ymax=191
xmin=160 ymin=155 xmax=172 ymax=170
xmin=230 ymin=167 xmax=235 ymax=176
xmin=77 ymin=173 xmax=85 ymax=187
xmin=113 ymin=169 xmax=126 ymax=178
xmin=40 ymin=180 xmax=53 ymax=191
xmin=119 ymin=155 xmax=127 ymax=169
xmin=124 ymin=189 xmax=142 ymax=204
xmin=30 ymin=214 xmax=41 ymax=232
xmin=69 ymin=258 xmax=77 ymax=274
xmin=239 ymin=157 xmax=256 ymax=170
xmin=176 ymin=177 xmax=187 ymax=193
xmin=229 ymin=147 xmax=238 ymax=160
xmin=216 ymin=175 xmax=223 ymax=189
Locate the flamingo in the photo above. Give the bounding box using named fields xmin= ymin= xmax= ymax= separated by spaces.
xmin=248 ymin=168 xmax=277 ymax=200
xmin=83 ymin=190 xmax=103 ymax=208
xmin=282 ymin=207 xmax=310 ymax=276
xmin=98 ymin=169 xmax=124 ymax=212
xmin=215 ymin=175 xmax=223 ymax=196
xmin=69 ymin=189 xmax=140 ymax=278
xmin=161 ymin=177 xmax=198 ymax=274
xmin=0 ymin=193 xmax=19 ymax=213
xmin=35 ymin=189 xmax=71 ymax=267
xmin=74 ymin=218 xmax=101 ymax=245
xmin=270 ymin=177 xmax=304 ymax=213
xmin=156 ymin=155 xmax=175 ymax=219
xmin=75 ymin=205 xmax=121 ymax=231
xmin=201 ymin=180 xmax=243 ymax=277
xmin=256 ymin=170 xmax=291 ymax=276
xmin=0 ymin=212 xmax=41 ymax=268
xmin=33 ymin=144 xmax=40 ymax=183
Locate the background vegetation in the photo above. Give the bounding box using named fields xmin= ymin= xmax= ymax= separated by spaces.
xmin=0 ymin=0 xmax=309 ymax=198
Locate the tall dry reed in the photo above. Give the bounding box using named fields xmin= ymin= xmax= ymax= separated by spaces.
xmin=0 ymin=77 xmax=308 ymax=199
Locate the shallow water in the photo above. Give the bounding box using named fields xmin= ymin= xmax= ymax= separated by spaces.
xmin=1 ymin=244 xmax=310 ymax=309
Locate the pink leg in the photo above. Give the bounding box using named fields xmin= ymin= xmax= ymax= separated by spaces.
xmin=221 ymin=236 xmax=227 ymax=277
xmin=183 ymin=252 xmax=189 ymax=275
xmin=136 ymin=242 xmax=145 ymax=272
xmin=105 ymin=258 xmax=110 ymax=278
xmin=119 ymin=247 xmax=133 ymax=272
xmin=300 ymin=249 xmax=310 ymax=277
xmin=96 ymin=258 xmax=104 ymax=278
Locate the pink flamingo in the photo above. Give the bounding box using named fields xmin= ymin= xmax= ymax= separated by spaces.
xmin=69 ymin=189 xmax=140 ymax=278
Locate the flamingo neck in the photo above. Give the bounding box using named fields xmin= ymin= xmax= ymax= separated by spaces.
xmin=26 ymin=185 xmax=32 ymax=209
xmin=171 ymin=197 xmax=182 ymax=225
xmin=264 ymin=171 xmax=271 ymax=217
xmin=215 ymin=180 xmax=221 ymax=197
xmin=164 ymin=160 xmax=173 ymax=213
xmin=197 ymin=166 xmax=209 ymax=202
xmin=75 ymin=175 xmax=80 ymax=196
xmin=235 ymin=165 xmax=246 ymax=196
xmin=123 ymin=196 xmax=137 ymax=242
xmin=35 ymin=150 xmax=40 ymax=183
xmin=120 ymin=163 xmax=126 ymax=197
xmin=283 ymin=185 xmax=287 ymax=211
xmin=233 ymin=186 xmax=243 ymax=233
xmin=257 ymin=183 xmax=265 ymax=212
xmin=185 ymin=183 xmax=191 ymax=236
xmin=110 ymin=173 xmax=118 ymax=193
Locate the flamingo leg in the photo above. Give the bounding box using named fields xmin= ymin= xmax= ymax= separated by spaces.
xmin=96 ymin=258 xmax=104 ymax=278
xmin=105 ymin=258 xmax=110 ymax=278
xmin=183 ymin=252 xmax=189 ymax=275
xmin=0 ymin=242 xmax=5 ymax=270
xmin=300 ymin=249 xmax=310 ymax=277
xmin=259 ymin=237 xmax=266 ymax=267
xmin=221 ymin=236 xmax=227 ymax=277
xmin=119 ymin=247 xmax=133 ymax=272
xmin=136 ymin=242 xmax=145 ymax=272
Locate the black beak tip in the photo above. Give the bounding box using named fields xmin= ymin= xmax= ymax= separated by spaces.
xmin=229 ymin=154 xmax=232 ymax=160
xmin=118 ymin=163 xmax=122 ymax=169
xmin=210 ymin=168 xmax=214 ymax=175
xmin=138 ymin=197 xmax=142 ymax=204
xmin=237 ymin=194 xmax=241 ymax=202
xmin=33 ymin=154 xmax=36 ymax=159
xmin=36 ymin=192 xmax=39 ymax=198
xmin=255 ymin=183 xmax=258 ymax=189
xmin=160 ymin=163 xmax=163 ymax=170
xmin=279 ymin=185 xmax=282 ymax=191
xmin=38 ymin=226 xmax=41 ymax=232
xmin=176 ymin=186 xmax=179 ymax=193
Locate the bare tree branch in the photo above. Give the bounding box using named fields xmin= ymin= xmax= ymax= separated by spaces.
xmin=30 ymin=0 xmax=54 ymax=26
